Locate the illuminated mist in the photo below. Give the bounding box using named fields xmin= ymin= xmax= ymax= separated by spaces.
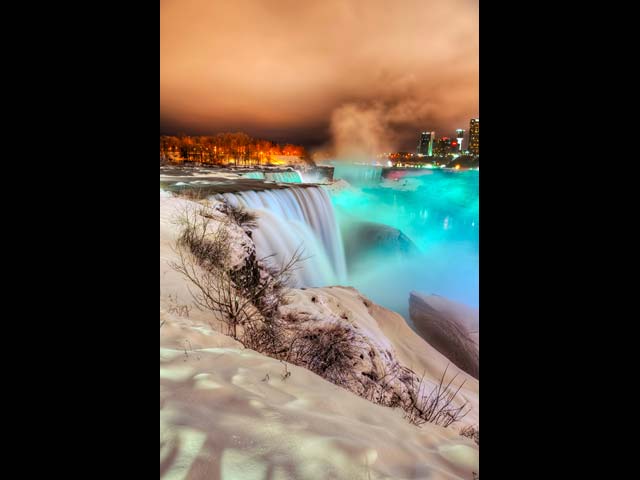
xmin=329 ymin=166 xmax=479 ymax=320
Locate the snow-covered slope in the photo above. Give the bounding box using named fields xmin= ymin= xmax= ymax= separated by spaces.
xmin=160 ymin=192 xmax=479 ymax=479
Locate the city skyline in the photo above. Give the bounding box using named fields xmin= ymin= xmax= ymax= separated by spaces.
xmin=159 ymin=116 xmax=478 ymax=163
xmin=412 ymin=118 xmax=477 ymax=156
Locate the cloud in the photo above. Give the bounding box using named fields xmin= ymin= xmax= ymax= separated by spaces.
xmin=160 ymin=0 xmax=478 ymax=150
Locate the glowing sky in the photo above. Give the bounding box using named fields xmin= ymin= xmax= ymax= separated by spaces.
xmin=160 ymin=0 xmax=478 ymax=152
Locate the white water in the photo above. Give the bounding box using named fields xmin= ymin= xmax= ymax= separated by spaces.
xmin=298 ymin=170 xmax=330 ymax=184
xmin=217 ymin=187 xmax=347 ymax=287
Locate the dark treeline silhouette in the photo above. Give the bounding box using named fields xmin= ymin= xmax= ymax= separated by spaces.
xmin=160 ymin=133 xmax=308 ymax=166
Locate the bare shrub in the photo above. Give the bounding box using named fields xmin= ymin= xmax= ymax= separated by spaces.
xmin=368 ymin=367 xmax=404 ymax=407
xmin=174 ymin=206 xmax=230 ymax=271
xmin=173 ymin=251 xmax=245 ymax=339
xmin=286 ymin=321 xmax=365 ymax=388
xmin=170 ymin=186 xmax=210 ymax=201
xmin=460 ymin=425 xmax=479 ymax=446
xmin=215 ymin=201 xmax=258 ymax=229
xmin=170 ymin=204 xmax=303 ymax=347
xmin=404 ymin=365 xmax=471 ymax=428
xmin=233 ymin=248 xmax=304 ymax=322
xmin=166 ymin=293 xmax=191 ymax=317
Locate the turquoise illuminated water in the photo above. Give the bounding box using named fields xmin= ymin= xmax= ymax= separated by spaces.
xmin=240 ymin=171 xmax=303 ymax=183
xmin=327 ymin=164 xmax=479 ymax=320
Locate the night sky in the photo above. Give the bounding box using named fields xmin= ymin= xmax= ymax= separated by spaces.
xmin=160 ymin=0 xmax=478 ymax=154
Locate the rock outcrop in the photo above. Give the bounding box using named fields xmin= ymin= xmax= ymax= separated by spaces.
xmin=409 ymin=292 xmax=479 ymax=379
xmin=343 ymin=221 xmax=419 ymax=270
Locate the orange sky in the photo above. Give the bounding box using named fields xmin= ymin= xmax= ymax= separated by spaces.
xmin=160 ymin=0 xmax=478 ymax=152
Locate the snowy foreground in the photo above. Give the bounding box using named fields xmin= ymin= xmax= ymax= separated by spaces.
xmin=160 ymin=193 xmax=479 ymax=479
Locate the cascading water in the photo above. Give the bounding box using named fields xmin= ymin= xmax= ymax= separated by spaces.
xmin=328 ymin=163 xmax=382 ymax=186
xmin=240 ymin=171 xmax=265 ymax=180
xmin=298 ymin=169 xmax=331 ymax=184
xmin=240 ymin=171 xmax=303 ymax=183
xmin=217 ymin=186 xmax=346 ymax=287
xmin=265 ymin=171 xmax=302 ymax=183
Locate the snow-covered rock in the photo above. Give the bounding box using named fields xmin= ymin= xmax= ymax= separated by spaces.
xmin=409 ymin=292 xmax=479 ymax=379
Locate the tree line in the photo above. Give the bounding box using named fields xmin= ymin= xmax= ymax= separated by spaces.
xmin=160 ymin=133 xmax=307 ymax=166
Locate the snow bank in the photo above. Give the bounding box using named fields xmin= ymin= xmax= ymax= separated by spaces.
xmin=160 ymin=191 xmax=479 ymax=479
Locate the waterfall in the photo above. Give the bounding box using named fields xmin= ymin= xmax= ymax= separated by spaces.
xmin=217 ymin=186 xmax=347 ymax=287
xmin=240 ymin=170 xmax=302 ymax=183
xmin=240 ymin=171 xmax=265 ymax=180
xmin=298 ymin=169 xmax=330 ymax=184
xmin=265 ymin=171 xmax=302 ymax=183
xmin=332 ymin=164 xmax=382 ymax=186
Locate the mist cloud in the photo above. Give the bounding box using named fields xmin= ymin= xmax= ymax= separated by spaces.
xmin=160 ymin=0 xmax=478 ymax=151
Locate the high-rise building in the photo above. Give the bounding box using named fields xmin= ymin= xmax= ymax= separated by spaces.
xmin=434 ymin=137 xmax=457 ymax=156
xmin=469 ymin=118 xmax=479 ymax=155
xmin=417 ymin=131 xmax=434 ymax=156
xmin=455 ymin=129 xmax=465 ymax=152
